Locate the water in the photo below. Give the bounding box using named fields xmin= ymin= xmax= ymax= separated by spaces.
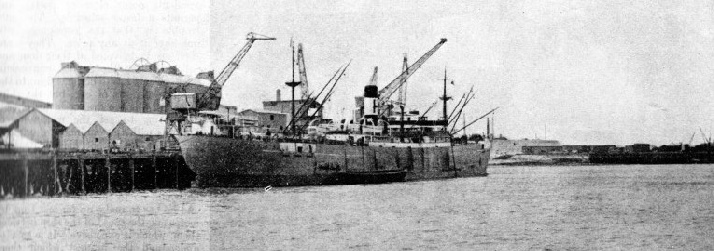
xmin=2 ymin=164 xmax=714 ymax=250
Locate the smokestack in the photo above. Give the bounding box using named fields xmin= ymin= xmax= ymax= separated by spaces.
xmin=276 ymin=89 xmax=281 ymax=101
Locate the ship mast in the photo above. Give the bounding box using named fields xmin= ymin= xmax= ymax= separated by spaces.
xmin=286 ymin=38 xmax=301 ymax=136
xmin=439 ymin=67 xmax=452 ymax=132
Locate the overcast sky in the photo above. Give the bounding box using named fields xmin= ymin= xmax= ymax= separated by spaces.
xmin=2 ymin=0 xmax=714 ymax=145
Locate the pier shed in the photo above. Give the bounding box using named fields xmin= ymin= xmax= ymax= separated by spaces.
xmin=0 ymin=104 xmax=64 ymax=148
xmin=83 ymin=122 xmax=110 ymax=150
xmin=58 ymin=124 xmax=83 ymax=149
xmin=40 ymin=109 xmax=167 ymax=151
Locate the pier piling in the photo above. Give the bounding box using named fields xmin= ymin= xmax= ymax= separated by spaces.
xmin=152 ymin=153 xmax=157 ymax=189
xmin=174 ymin=154 xmax=179 ymax=189
xmin=52 ymin=151 xmax=59 ymax=195
xmin=105 ymin=156 xmax=111 ymax=193
xmin=79 ymin=156 xmax=85 ymax=194
xmin=23 ymin=156 xmax=28 ymax=197
xmin=129 ymin=157 xmax=135 ymax=192
xmin=65 ymin=160 xmax=73 ymax=194
xmin=0 ymin=151 xmax=195 ymax=198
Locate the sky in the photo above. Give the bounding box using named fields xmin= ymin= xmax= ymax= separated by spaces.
xmin=1 ymin=0 xmax=714 ymax=145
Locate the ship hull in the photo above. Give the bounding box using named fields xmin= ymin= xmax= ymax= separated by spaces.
xmin=175 ymin=135 xmax=490 ymax=187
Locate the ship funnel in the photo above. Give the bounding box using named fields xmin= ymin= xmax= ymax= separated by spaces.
xmin=363 ymin=85 xmax=379 ymax=117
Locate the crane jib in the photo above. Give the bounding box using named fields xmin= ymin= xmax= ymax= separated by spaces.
xmin=378 ymin=39 xmax=447 ymax=100
xmin=376 ymin=38 xmax=447 ymax=115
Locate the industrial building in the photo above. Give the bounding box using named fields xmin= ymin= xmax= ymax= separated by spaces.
xmin=52 ymin=61 xmax=209 ymax=114
xmin=236 ymin=109 xmax=288 ymax=135
xmin=262 ymin=90 xmax=322 ymax=131
xmin=1 ymin=101 xmax=167 ymax=151
xmin=490 ymin=138 xmax=561 ymax=158
xmin=0 ymin=103 xmax=63 ymax=148
xmin=39 ymin=108 xmax=167 ymax=151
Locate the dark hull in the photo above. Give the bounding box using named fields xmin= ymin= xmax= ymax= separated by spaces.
xmin=175 ymin=135 xmax=490 ymax=187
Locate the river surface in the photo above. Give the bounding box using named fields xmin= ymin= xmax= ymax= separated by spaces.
xmin=1 ymin=164 xmax=714 ymax=250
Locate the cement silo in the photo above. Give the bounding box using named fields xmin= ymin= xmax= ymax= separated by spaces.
xmin=84 ymin=67 xmax=122 ymax=112
xmin=52 ymin=62 xmax=87 ymax=110
xmin=118 ymin=70 xmax=150 ymax=113
xmin=143 ymin=77 xmax=166 ymax=114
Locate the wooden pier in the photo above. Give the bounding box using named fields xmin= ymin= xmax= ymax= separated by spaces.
xmin=0 ymin=150 xmax=195 ymax=198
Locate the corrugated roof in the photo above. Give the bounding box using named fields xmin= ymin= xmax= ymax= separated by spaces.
xmin=0 ymin=102 xmax=31 ymax=128
xmin=38 ymin=108 xmax=166 ymax=135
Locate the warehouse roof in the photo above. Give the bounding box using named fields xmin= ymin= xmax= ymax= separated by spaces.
xmin=0 ymin=102 xmax=31 ymax=128
xmin=38 ymin=108 xmax=166 ymax=135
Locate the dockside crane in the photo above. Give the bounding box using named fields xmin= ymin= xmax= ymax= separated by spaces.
xmin=167 ymin=32 xmax=274 ymax=136
xmin=396 ymin=54 xmax=408 ymax=109
xmin=376 ymin=38 xmax=447 ymax=117
xmin=192 ymin=32 xmax=276 ymax=111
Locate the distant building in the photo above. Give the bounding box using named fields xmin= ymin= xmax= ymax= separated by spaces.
xmin=491 ymin=138 xmax=561 ymax=157
xmin=237 ymin=109 xmax=288 ymax=135
xmin=562 ymin=145 xmax=616 ymax=154
xmin=198 ymin=106 xmax=257 ymax=136
xmin=522 ymin=145 xmax=564 ymax=155
xmin=263 ymin=90 xmax=321 ymax=132
xmin=627 ymin=144 xmax=652 ymax=153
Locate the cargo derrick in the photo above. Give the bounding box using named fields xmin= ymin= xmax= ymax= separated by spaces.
xmin=176 ymin=32 xmax=275 ymax=112
xmin=375 ymin=38 xmax=447 ymax=118
xmin=168 ymin=32 xmax=274 ymax=135
xmin=286 ymin=42 xmax=317 ymax=130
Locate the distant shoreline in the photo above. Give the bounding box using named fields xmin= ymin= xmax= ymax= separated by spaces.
xmin=490 ymin=154 xmax=590 ymax=166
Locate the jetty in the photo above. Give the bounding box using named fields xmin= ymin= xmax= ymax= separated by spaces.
xmin=0 ymin=150 xmax=194 ymax=198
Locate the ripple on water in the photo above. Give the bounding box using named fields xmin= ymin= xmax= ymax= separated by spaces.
xmin=1 ymin=164 xmax=714 ymax=250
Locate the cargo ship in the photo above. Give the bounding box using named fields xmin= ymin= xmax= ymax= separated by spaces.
xmin=169 ymin=35 xmax=490 ymax=187
xmin=175 ymin=133 xmax=489 ymax=187
xmin=175 ymin=71 xmax=490 ymax=187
